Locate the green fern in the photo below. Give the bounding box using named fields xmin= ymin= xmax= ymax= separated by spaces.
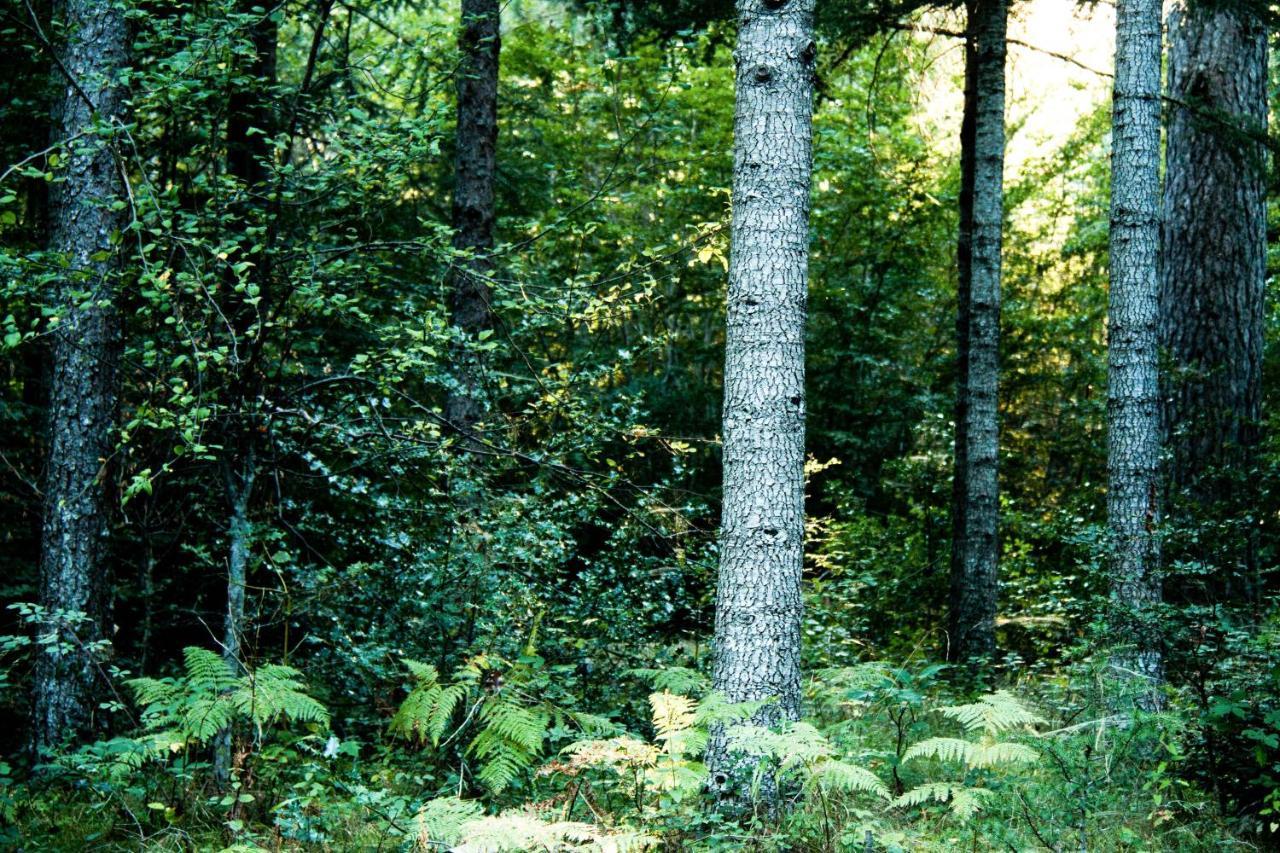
xmin=469 ymin=698 xmax=549 ymax=793
xmin=126 ymin=646 xmax=329 ymax=750
xmin=627 ymin=666 xmax=710 ymax=696
xmin=414 ymin=796 xmax=485 ymax=846
xmin=937 ymin=690 xmax=1045 ymax=735
xmin=903 ymin=736 xmax=1038 ymax=768
xmin=893 ymin=782 xmax=992 ymax=820
xmin=807 ymin=759 xmax=891 ymax=799
xmin=389 ymin=659 xmax=468 ymax=745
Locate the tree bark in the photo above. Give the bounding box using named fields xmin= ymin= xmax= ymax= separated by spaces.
xmin=948 ymin=0 xmax=1006 ymax=666
xmin=1106 ymin=0 xmax=1163 ymax=706
xmin=214 ymin=449 xmax=255 ymax=784
xmin=31 ymin=0 xmax=129 ymax=753
xmin=214 ymin=0 xmax=277 ymax=784
xmin=1159 ymin=0 xmax=1267 ymax=602
xmin=707 ymin=0 xmax=815 ymax=809
xmin=445 ymin=0 xmax=500 ymax=435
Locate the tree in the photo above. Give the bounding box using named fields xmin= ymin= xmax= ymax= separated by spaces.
xmin=707 ymin=0 xmax=815 ymax=806
xmin=32 ymin=0 xmax=130 ymax=751
xmin=1159 ymin=0 xmax=1267 ymax=603
xmin=947 ymin=0 xmax=1007 ymax=666
xmin=212 ymin=0 xmax=279 ymax=785
xmin=445 ymin=0 xmax=501 ymax=435
xmin=1106 ymin=0 xmax=1163 ymax=704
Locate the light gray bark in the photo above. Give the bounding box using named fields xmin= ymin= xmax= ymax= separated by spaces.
xmin=1160 ymin=0 xmax=1267 ymax=601
xmin=1106 ymin=0 xmax=1163 ymax=705
xmin=707 ymin=0 xmax=815 ymax=808
xmin=948 ymin=0 xmax=1006 ymax=666
xmin=32 ymin=0 xmax=129 ymax=753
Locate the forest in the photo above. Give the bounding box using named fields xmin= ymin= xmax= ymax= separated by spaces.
xmin=0 ymin=0 xmax=1277 ymax=848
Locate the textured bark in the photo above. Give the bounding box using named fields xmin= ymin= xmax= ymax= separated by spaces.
xmin=32 ymin=0 xmax=129 ymax=752
xmin=1159 ymin=0 xmax=1266 ymax=600
xmin=707 ymin=0 xmax=814 ymax=807
xmin=214 ymin=451 xmax=255 ymax=784
xmin=445 ymin=0 xmax=500 ymax=435
xmin=948 ymin=0 xmax=1006 ymax=666
xmin=1106 ymin=0 xmax=1163 ymax=703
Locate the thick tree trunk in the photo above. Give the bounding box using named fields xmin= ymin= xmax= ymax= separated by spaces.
xmin=31 ymin=0 xmax=129 ymax=753
xmin=948 ymin=0 xmax=1006 ymax=666
xmin=1107 ymin=0 xmax=1164 ymax=706
xmin=707 ymin=0 xmax=815 ymax=809
xmin=1159 ymin=0 xmax=1267 ymax=603
xmin=445 ymin=0 xmax=500 ymax=435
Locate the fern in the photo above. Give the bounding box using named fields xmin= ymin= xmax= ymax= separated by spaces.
xmin=453 ymin=811 xmax=656 ymax=852
xmin=938 ymin=690 xmax=1045 ymax=735
xmin=235 ymin=663 xmax=330 ymax=731
xmin=414 ymin=796 xmax=485 ymax=847
xmin=893 ymin=782 xmax=992 ymax=820
xmin=126 ymin=647 xmax=329 ymax=752
xmin=627 ymin=666 xmax=710 ymax=696
xmin=807 ymin=759 xmax=891 ymax=799
xmin=390 ymin=659 xmax=467 ymax=745
xmin=903 ymin=736 xmax=1038 ymax=769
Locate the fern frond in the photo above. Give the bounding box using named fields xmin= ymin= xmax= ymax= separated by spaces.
xmin=182 ymin=695 xmax=235 ymax=742
xmin=969 ymin=741 xmax=1039 ymax=767
xmin=565 ymin=737 xmax=660 ymax=773
xmin=902 ymin=737 xmax=977 ymax=765
xmin=649 ymin=691 xmax=696 ymax=742
xmin=182 ymin=647 xmax=236 ymax=694
xmin=468 ymin=699 xmax=548 ymax=793
xmin=727 ymin=721 xmax=835 ymax=770
xmin=233 ymin=664 xmax=329 ymax=730
xmin=126 ymin=676 xmax=181 ymax=711
xmin=938 ymin=691 xmax=1044 ymax=735
xmin=390 ymin=660 xmax=468 ymax=745
xmin=894 ymin=782 xmax=992 ymax=820
xmin=628 ymin=667 xmax=709 ymax=696
xmin=454 ymin=813 xmax=657 ymax=852
xmin=691 ymin=691 xmax=761 ymax=729
xmin=415 ymin=796 xmax=484 ymax=846
xmin=807 ymin=759 xmax=890 ymax=799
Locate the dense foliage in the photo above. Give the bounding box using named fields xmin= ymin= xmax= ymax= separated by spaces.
xmin=1 ymin=0 xmax=1279 ymax=849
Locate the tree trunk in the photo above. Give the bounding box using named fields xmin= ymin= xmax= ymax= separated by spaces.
xmin=1106 ymin=0 xmax=1164 ymax=707
xmin=31 ymin=0 xmax=129 ymax=753
xmin=214 ymin=449 xmax=255 ymax=785
xmin=948 ymin=0 xmax=1006 ymax=666
xmin=707 ymin=0 xmax=815 ymax=809
xmin=1159 ymin=0 xmax=1267 ymax=604
xmin=445 ymin=0 xmax=500 ymax=435
xmin=214 ymin=1 xmax=276 ymax=784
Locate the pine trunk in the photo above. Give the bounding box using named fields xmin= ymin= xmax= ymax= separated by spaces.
xmin=1160 ymin=0 xmax=1267 ymax=603
xmin=707 ymin=0 xmax=815 ymax=808
xmin=948 ymin=0 xmax=1006 ymax=665
xmin=31 ymin=0 xmax=129 ymax=752
xmin=445 ymin=0 xmax=500 ymax=435
xmin=1107 ymin=0 xmax=1164 ymax=704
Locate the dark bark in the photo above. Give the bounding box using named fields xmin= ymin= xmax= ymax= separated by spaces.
xmin=445 ymin=0 xmax=500 ymax=435
xmin=706 ymin=0 xmax=815 ymax=810
xmin=32 ymin=0 xmax=129 ymax=752
xmin=948 ymin=0 xmax=1006 ymax=666
xmin=1107 ymin=0 xmax=1164 ymax=706
xmin=1159 ymin=0 xmax=1267 ymax=603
